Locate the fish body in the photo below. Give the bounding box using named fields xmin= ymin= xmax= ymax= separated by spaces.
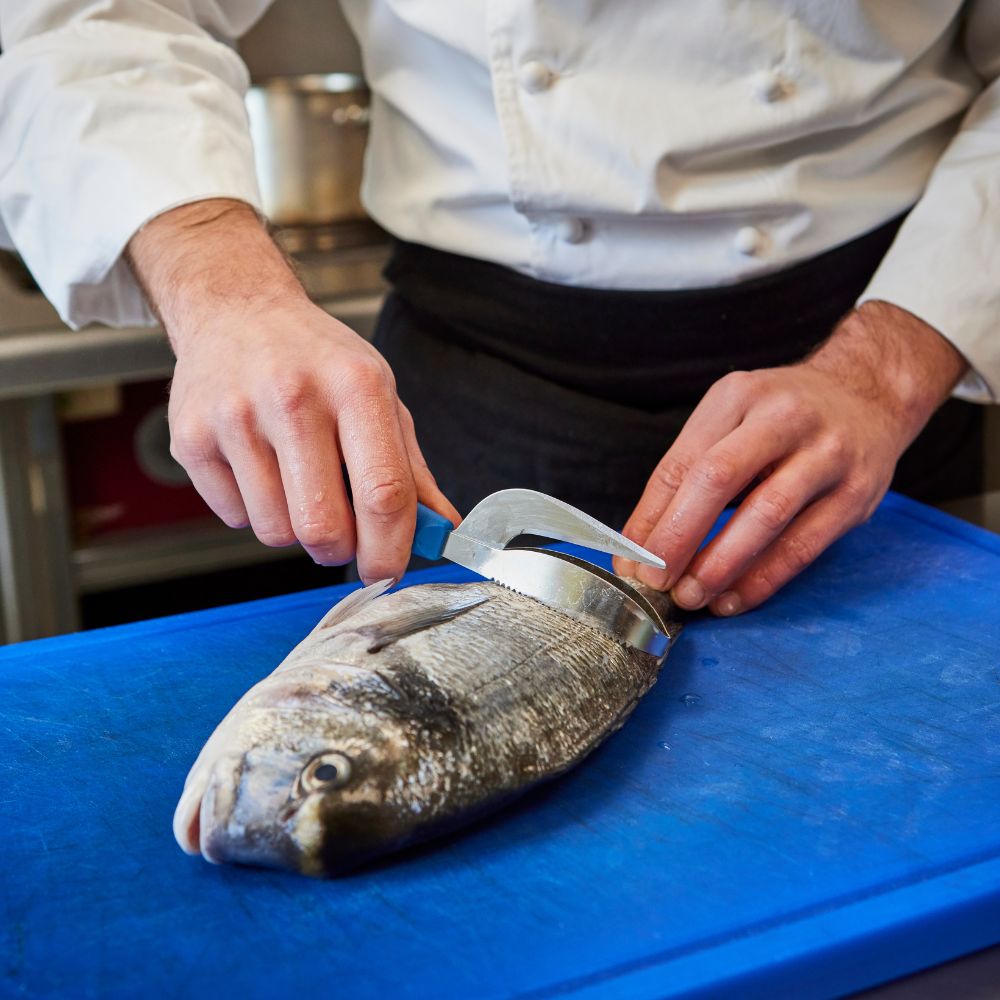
xmin=174 ymin=577 xmax=681 ymax=877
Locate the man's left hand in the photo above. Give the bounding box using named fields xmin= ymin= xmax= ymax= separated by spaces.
xmin=614 ymin=301 xmax=968 ymax=615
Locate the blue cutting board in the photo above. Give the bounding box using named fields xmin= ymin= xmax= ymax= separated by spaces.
xmin=1 ymin=492 xmax=999 ymax=999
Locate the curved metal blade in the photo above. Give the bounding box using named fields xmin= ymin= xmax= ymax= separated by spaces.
xmin=458 ymin=489 xmax=665 ymax=569
xmin=442 ymin=533 xmax=670 ymax=657
xmin=520 ymin=548 xmax=673 ymax=641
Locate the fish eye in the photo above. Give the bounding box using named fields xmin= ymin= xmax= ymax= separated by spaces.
xmin=300 ymin=751 xmax=353 ymax=795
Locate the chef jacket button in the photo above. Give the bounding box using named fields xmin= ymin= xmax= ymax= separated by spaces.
xmin=751 ymin=69 xmax=791 ymax=103
xmin=519 ymin=60 xmax=555 ymax=94
xmin=734 ymin=225 xmax=765 ymax=256
xmin=555 ymin=217 xmax=587 ymax=244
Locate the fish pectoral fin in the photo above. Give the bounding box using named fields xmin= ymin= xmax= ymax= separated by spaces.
xmin=313 ymin=578 xmax=396 ymax=633
xmin=364 ymin=595 xmax=490 ymax=653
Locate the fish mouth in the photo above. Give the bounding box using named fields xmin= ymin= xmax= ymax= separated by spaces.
xmin=199 ymin=760 xmax=241 ymax=864
xmin=173 ymin=772 xmax=211 ymax=856
xmin=193 ymin=755 xmax=303 ymax=872
xmin=171 ymin=754 xmax=246 ymax=862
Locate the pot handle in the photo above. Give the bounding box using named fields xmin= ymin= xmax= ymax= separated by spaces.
xmin=331 ymin=104 xmax=370 ymax=126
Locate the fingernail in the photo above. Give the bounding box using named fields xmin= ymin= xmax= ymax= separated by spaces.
xmin=616 ymin=558 xmax=637 ymax=579
xmin=672 ymin=576 xmax=706 ymax=609
xmin=714 ymin=591 xmax=742 ymax=617
xmin=311 ymin=548 xmax=341 ymax=567
xmin=636 ymin=564 xmax=670 ymax=589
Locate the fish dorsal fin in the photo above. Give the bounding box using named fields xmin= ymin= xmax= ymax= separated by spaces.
xmin=363 ymin=595 xmax=489 ymax=653
xmin=313 ymin=578 xmax=395 ymax=634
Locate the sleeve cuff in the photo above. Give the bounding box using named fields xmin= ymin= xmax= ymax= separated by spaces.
xmin=0 ymin=20 xmax=264 ymax=329
xmin=55 ymin=189 xmax=265 ymax=331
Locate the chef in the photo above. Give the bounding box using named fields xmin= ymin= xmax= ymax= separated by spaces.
xmin=0 ymin=2 xmax=996 ymax=616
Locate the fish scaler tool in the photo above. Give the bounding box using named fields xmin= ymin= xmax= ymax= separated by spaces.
xmin=412 ymin=489 xmax=672 ymax=658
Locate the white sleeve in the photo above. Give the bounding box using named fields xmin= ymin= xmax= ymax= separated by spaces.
xmin=0 ymin=0 xmax=272 ymax=328
xmin=858 ymin=1 xmax=1000 ymax=403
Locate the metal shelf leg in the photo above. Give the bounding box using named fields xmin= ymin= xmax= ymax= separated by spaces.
xmin=0 ymin=396 xmax=79 ymax=642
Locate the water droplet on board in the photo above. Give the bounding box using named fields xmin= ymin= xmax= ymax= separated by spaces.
xmin=657 ymin=741 xmax=671 ymax=751
xmin=680 ymin=693 xmax=702 ymax=706
xmin=701 ymin=657 xmax=719 ymax=667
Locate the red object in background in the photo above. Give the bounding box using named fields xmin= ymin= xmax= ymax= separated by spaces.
xmin=62 ymin=379 xmax=213 ymax=541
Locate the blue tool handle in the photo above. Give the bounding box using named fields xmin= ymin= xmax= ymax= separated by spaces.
xmin=412 ymin=503 xmax=454 ymax=560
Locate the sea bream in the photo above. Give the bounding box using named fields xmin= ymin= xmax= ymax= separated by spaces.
xmin=174 ymin=575 xmax=681 ymax=877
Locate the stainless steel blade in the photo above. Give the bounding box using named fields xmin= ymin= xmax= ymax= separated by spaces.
xmin=458 ymin=488 xmax=665 ymax=569
xmin=442 ymin=531 xmax=670 ymax=658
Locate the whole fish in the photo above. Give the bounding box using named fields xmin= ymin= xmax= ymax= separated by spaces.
xmin=174 ymin=575 xmax=681 ymax=877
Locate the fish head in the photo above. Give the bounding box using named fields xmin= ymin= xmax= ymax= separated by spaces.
xmin=174 ymin=661 xmax=460 ymax=876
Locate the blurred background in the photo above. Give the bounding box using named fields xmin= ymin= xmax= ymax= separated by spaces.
xmin=0 ymin=0 xmax=997 ymax=644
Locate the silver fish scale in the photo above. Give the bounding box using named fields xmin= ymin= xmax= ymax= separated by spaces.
xmin=318 ymin=582 xmax=664 ymax=800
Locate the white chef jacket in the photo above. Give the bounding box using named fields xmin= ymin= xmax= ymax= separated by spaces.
xmin=0 ymin=1 xmax=997 ymax=401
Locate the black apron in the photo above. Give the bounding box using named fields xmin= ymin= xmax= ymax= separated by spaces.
xmin=374 ymin=219 xmax=983 ymax=530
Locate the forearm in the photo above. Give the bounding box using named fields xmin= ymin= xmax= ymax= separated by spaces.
xmin=126 ymin=199 xmax=307 ymax=351
xmin=804 ymin=300 xmax=969 ymax=441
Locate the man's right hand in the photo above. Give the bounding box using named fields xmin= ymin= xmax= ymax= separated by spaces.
xmin=127 ymin=198 xmax=459 ymax=583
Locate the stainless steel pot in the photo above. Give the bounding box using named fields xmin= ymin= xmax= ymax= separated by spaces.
xmin=245 ymin=73 xmax=370 ymax=227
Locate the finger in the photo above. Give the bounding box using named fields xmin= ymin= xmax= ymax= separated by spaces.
xmin=615 ymin=375 xmax=752 ymax=579
xmin=670 ymin=452 xmax=841 ymax=609
xmin=265 ymin=403 xmax=356 ymax=566
xmin=336 ymin=376 xmax=417 ymax=584
xmin=171 ymin=437 xmax=250 ymax=529
xmin=397 ymin=403 xmax=461 ymax=526
xmin=185 ymin=461 xmax=249 ymax=528
xmin=223 ymin=438 xmax=297 ymax=548
xmin=707 ymin=485 xmax=874 ymax=616
xmin=169 ymin=418 xmax=251 ymax=528
xmin=634 ymin=414 xmax=802 ymax=591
